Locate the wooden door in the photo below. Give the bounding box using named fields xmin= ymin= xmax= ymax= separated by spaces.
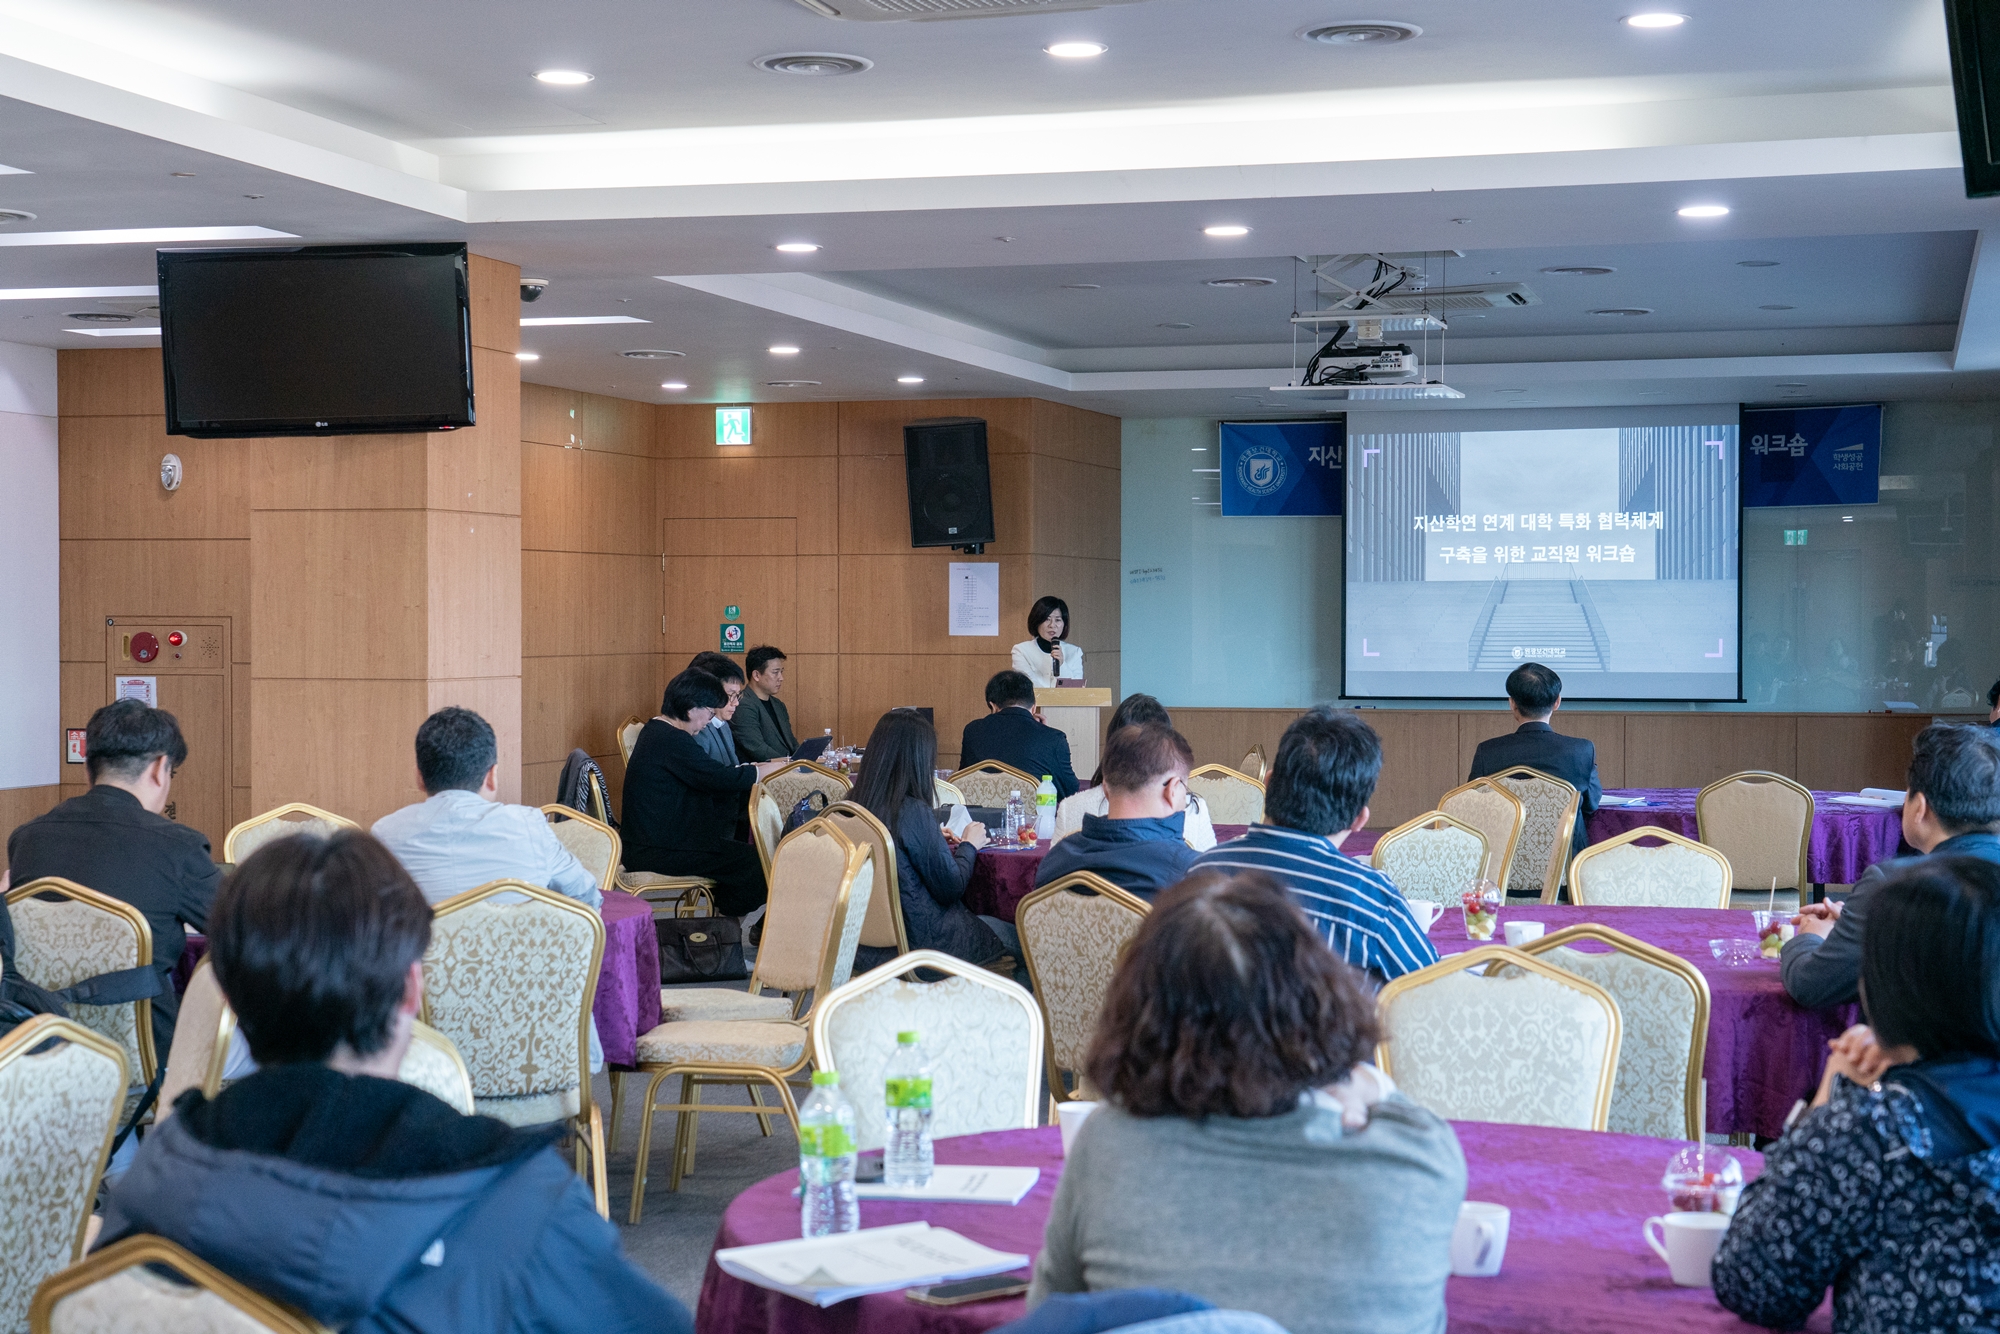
xmin=105 ymin=619 xmax=231 ymax=853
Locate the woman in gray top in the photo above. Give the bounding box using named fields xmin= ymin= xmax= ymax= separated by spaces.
xmin=1030 ymin=870 xmax=1466 ymax=1334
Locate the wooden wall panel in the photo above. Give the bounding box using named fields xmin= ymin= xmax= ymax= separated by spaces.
xmin=838 ymin=653 xmax=1000 ymax=767
xmin=837 ymin=399 xmax=1033 ymax=456
xmin=1365 ymin=711 xmax=1465 ymax=828
xmin=659 ymin=401 xmax=837 ymax=458
xmin=468 ymin=254 xmax=521 ymax=354
xmin=1624 ymin=714 xmax=1797 ymax=789
xmin=523 ymin=552 xmax=659 ymax=656
xmin=427 ymin=347 xmax=523 ymax=519
xmin=1794 ymin=714 xmax=1927 ymax=792
xmin=428 ymin=512 xmax=522 ymax=682
xmin=428 ymin=674 xmax=523 ymax=806
xmin=1028 ymin=399 xmax=1120 ymax=469
xmin=56 ymin=348 xmax=162 ymax=418
xmin=664 ymin=556 xmax=798 ymax=657
xmin=251 ymin=510 xmax=428 ymax=679
xmin=661 ymin=458 xmax=839 ymax=553
xmin=60 ymin=540 xmax=251 ymax=663
xmin=1028 ymin=455 xmax=1120 ymax=562
xmin=836 ymin=553 xmax=1036 ymax=657
xmin=522 ymin=443 xmax=655 ymax=553
xmin=251 ymin=679 xmax=429 ymax=824
xmin=251 ymin=433 xmax=429 ymax=511
xmin=781 ymin=652 xmax=840 ymax=749
xmin=524 ymin=654 xmax=660 ymax=762
xmin=59 ymin=418 xmax=250 ymax=540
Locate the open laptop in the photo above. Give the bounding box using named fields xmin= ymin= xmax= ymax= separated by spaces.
xmin=791 ymin=734 xmax=832 ymax=763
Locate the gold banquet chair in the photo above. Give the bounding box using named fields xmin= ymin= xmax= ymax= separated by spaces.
xmin=157 ymin=959 xmax=237 ymax=1118
xmin=1438 ymin=778 xmax=1526 ymax=888
xmin=1186 ymin=763 xmax=1265 ymax=825
xmin=750 ymin=761 xmax=853 ymax=880
xmin=934 ymin=777 xmax=967 ymax=807
xmin=221 ymin=803 xmax=358 ymax=866
xmin=1238 ymin=745 xmax=1269 ymax=782
xmin=1 ymin=1017 xmax=129 ymax=1334
xmin=617 ymin=714 xmax=646 ymax=767
xmin=1371 ymin=811 xmax=1490 ymax=909
xmin=4 ymin=879 xmax=157 ymax=1108
xmin=1569 ymin=828 xmax=1734 ymax=909
xmin=626 ymin=820 xmax=874 ymax=1221
xmin=1488 ymin=767 xmax=1582 ymax=903
xmin=1696 ymin=771 xmax=1813 ymax=894
xmin=541 ymin=805 xmax=622 ymax=900
xmin=1516 ymin=926 xmax=1711 ymax=1140
xmin=812 ymin=950 xmax=1044 ymax=1154
xmin=423 ymin=881 xmax=610 ymax=1216
xmin=821 ymin=801 xmax=911 ymax=958
xmin=1016 ymin=872 xmax=1149 ymax=1102
xmin=948 ymin=761 xmax=1042 ymax=810
xmin=31 ymin=1235 xmax=329 ymax=1334
xmin=394 ymin=1022 xmax=477 ymax=1115
xmin=1376 ymin=945 xmax=1622 ymax=1132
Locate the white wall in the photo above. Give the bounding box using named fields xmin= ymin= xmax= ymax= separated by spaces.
xmin=0 ymin=340 xmax=59 ymax=788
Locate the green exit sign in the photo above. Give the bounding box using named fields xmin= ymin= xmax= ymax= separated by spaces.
xmin=716 ymin=407 xmax=752 ymax=445
xmin=1783 ymin=529 xmax=1809 ymax=546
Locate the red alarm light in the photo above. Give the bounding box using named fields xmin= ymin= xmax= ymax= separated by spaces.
xmin=167 ymin=631 xmax=185 ymax=647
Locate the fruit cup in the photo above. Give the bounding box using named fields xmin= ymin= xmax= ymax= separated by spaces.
xmin=1751 ymin=910 xmax=1790 ymax=960
xmin=1461 ymin=882 xmax=1503 ymax=941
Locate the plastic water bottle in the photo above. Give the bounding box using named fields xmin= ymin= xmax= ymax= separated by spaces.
xmin=1035 ymin=775 xmax=1058 ymax=840
xmin=883 ymin=1030 xmax=935 ymax=1188
xmin=1004 ymin=790 xmax=1027 ymax=843
xmin=798 ymin=1070 xmax=859 ymax=1237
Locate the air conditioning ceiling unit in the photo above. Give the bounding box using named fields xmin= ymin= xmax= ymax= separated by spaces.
xmin=792 ymin=0 xmax=1152 ymax=18
xmin=1358 ymin=283 xmax=1541 ymax=314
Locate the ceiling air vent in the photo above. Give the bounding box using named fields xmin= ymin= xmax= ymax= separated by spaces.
xmin=1300 ymin=22 xmax=1422 ymax=44
xmin=753 ymin=52 xmax=873 ymax=75
xmin=791 ymin=0 xmax=1154 ymax=19
xmin=620 ymin=349 xmax=686 ymax=359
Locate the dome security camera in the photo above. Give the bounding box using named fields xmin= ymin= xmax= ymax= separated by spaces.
xmin=521 ymin=278 xmax=550 ymax=303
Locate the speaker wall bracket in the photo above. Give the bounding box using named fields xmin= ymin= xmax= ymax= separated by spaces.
xmin=950 ymin=542 xmax=986 ymax=555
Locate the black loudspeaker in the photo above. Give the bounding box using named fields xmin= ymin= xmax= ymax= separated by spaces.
xmin=904 ymin=417 xmax=996 ymax=553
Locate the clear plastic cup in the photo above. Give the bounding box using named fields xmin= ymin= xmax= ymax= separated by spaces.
xmin=1661 ymin=1145 xmax=1743 ymax=1215
xmin=1461 ymin=880 xmax=1502 ymax=941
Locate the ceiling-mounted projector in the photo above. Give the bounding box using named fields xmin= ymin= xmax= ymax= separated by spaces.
xmin=791 ymin=0 xmax=1152 ymax=17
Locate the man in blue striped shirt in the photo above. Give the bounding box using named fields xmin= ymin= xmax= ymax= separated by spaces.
xmin=1191 ymin=706 xmax=1438 ymax=983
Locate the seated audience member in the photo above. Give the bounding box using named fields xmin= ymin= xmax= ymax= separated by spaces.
xmin=731 ymin=645 xmax=799 ymax=761
xmin=1989 ymin=676 xmax=1999 ymax=727
xmin=688 ymin=651 xmax=749 ymax=767
xmin=1190 ymin=707 xmax=1437 ymax=984
xmin=1054 ymin=693 xmax=1216 ymax=851
xmin=7 ymin=699 xmax=218 ymax=1054
xmin=1713 ymin=856 xmax=2000 ymax=1330
xmin=1031 ymin=871 xmax=1465 ymax=1334
xmin=849 ymin=709 xmax=1018 ymax=972
xmin=99 ymin=831 xmax=693 ymax=1334
xmin=997 ymin=1292 xmax=1281 ymax=1334
xmin=1034 ymin=724 xmax=1200 ymax=900
xmin=623 ymin=671 xmax=786 ymax=916
xmin=373 ymin=707 xmax=601 ymax=909
xmin=1783 ymin=722 xmax=2000 ymax=1008
xmin=1466 ymin=661 xmax=1601 ymax=855
xmin=959 ymin=670 xmax=1079 ymax=800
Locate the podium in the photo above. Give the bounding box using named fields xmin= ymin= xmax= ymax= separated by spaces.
xmin=1035 ymin=687 xmax=1114 ymax=780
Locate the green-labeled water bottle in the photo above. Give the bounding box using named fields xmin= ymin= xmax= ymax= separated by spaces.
xmin=882 ymin=1030 xmax=934 ymax=1188
xmin=799 ymin=1070 xmax=858 ymax=1236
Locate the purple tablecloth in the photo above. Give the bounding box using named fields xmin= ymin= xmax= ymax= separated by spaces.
xmin=173 ymin=891 xmax=662 ymax=1070
xmin=1431 ymin=904 xmax=1857 ymax=1139
xmin=696 ymin=1123 xmax=1824 ymax=1334
xmin=1586 ymin=788 xmax=1908 ymax=887
xmin=965 ymin=826 xmax=1256 ymax=923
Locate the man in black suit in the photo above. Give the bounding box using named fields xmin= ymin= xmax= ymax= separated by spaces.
xmin=958 ymin=670 xmax=1079 ymax=799
xmin=1466 ymin=661 xmax=1601 ymax=855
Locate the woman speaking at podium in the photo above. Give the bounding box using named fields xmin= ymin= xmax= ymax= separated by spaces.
xmin=1012 ymin=595 xmax=1082 ymax=687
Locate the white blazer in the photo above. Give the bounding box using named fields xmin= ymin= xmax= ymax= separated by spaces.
xmin=1011 ymin=639 xmax=1083 ymax=687
xmin=1052 ymin=787 xmax=1217 ymax=851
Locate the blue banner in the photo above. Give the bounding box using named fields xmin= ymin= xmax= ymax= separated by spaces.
xmin=1741 ymin=404 xmax=1881 ymax=507
xmin=1219 ymin=420 xmax=1344 ymax=516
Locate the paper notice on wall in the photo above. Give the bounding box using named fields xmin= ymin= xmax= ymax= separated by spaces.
xmin=948 ymin=562 xmax=1001 ymax=637
xmin=115 ymin=676 xmax=157 ymax=706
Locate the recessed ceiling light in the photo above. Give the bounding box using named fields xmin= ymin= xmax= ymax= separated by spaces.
xmin=774 ymin=242 xmax=821 ymax=254
xmin=1203 ymin=225 xmax=1250 ymax=238
xmin=1589 ymin=307 xmax=1654 ymax=316
xmin=1541 ymin=266 xmax=1616 ymax=276
xmin=1046 ymin=41 xmax=1107 ymax=58
xmin=534 ymin=69 xmax=594 ymax=85
xmin=768 ymin=345 xmax=801 ymax=355
xmin=1300 ymin=22 xmax=1422 ymax=44
xmin=897 ymin=375 xmax=925 ymax=384
xmin=516 ymin=351 xmax=540 ymax=361
xmin=1677 ymin=204 xmax=1730 ymax=218
xmin=1205 ymin=276 xmax=1274 ymax=288
xmin=1623 ymin=12 xmax=1687 ymax=27
xmin=661 ymin=381 xmax=688 ymax=390
xmin=619 ymin=349 xmax=684 ymax=359
xmin=1737 ymin=260 xmax=1780 ymax=267
xmin=64 ymin=326 xmax=161 ymax=337
xmin=1759 ymin=304 xmax=1796 ymax=311
xmin=0 ymin=226 xmax=296 ymax=248
xmin=1059 ymin=283 xmax=1101 ymax=290
xmin=754 ymin=52 xmax=872 ymax=76
xmin=519 ymin=315 xmax=650 ymax=326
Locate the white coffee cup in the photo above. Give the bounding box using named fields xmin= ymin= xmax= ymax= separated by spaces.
xmin=1405 ymin=899 xmax=1444 ymax=931
xmin=1503 ymin=921 xmax=1546 ymax=948
xmin=1056 ymin=1100 xmax=1098 ymax=1156
xmin=1450 ymin=1201 xmax=1510 ymax=1277
xmin=1644 ymin=1212 xmax=1731 ymax=1287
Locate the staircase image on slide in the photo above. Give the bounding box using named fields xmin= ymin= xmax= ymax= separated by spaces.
xmin=1468 ymin=578 xmax=1609 ymax=671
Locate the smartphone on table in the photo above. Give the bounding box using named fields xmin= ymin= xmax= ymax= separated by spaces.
xmin=905 ymin=1274 xmax=1032 ymax=1307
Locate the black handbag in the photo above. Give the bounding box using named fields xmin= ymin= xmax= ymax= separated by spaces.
xmin=657 ymin=916 xmax=749 ymax=984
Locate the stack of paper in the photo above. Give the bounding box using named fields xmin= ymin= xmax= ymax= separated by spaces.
xmin=855 ymin=1166 xmax=1039 ymax=1204
xmin=1597 ymin=795 xmax=1650 ymax=808
xmin=1830 ymin=789 xmax=1904 ymax=810
xmin=715 ymin=1222 xmax=1029 ymax=1307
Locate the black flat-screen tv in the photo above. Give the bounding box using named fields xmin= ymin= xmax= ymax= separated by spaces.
xmin=1946 ymin=0 xmax=2000 ymax=197
xmin=158 ymin=242 xmax=474 ymax=438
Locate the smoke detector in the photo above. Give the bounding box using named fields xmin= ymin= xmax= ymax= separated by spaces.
xmin=620 ymin=349 xmax=686 ymax=359
xmin=753 ymin=52 xmax=873 ymax=75
xmin=791 ymin=0 xmax=1153 ymax=18
xmin=1299 ymin=21 xmax=1421 ymax=44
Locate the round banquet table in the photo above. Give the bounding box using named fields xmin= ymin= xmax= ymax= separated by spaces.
xmin=1586 ymin=788 xmax=1908 ymax=887
xmin=964 ymin=825 xmax=1258 ymax=923
xmin=1430 ymin=904 xmax=1856 ymax=1139
xmin=695 ymin=1123 xmax=1827 ymax=1334
xmin=173 ymin=889 xmax=663 ymax=1069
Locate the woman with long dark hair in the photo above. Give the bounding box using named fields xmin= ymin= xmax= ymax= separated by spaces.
xmin=849 ymin=710 xmax=1019 ymax=971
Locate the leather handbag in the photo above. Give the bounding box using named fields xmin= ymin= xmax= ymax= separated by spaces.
xmin=657 ymin=916 xmax=749 ymax=984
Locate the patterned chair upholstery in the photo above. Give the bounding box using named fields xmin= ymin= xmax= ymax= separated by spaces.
xmin=1489 ymin=768 xmax=1581 ymax=903
xmin=1377 ymin=946 xmax=1621 ymax=1131
xmin=398 ymin=1022 xmax=476 ymax=1115
xmin=763 ymin=762 xmax=851 ymax=822
xmin=1517 ymin=926 xmax=1710 ymax=1139
xmin=948 ymin=762 xmax=1041 ymax=809
xmin=1370 ymin=812 xmax=1489 ymax=909
xmin=627 ymin=821 xmax=873 ymax=1221
xmin=1438 ymin=779 xmax=1526 ymax=887
xmin=541 ymin=805 xmax=621 ymax=898
xmin=1185 ymin=765 xmax=1265 ymax=825
xmin=423 ymin=882 xmax=608 ymax=1215
xmin=31 ymin=1234 xmax=328 ymax=1334
xmin=1696 ymin=771 xmax=1813 ymax=892
xmin=1 ymin=1017 xmax=128 ymax=1334
xmin=1569 ymin=828 xmax=1734 ymax=909
xmin=221 ymin=804 xmax=358 ymax=866
xmin=821 ymin=801 xmax=909 ymax=954
xmin=5 ymin=880 xmax=156 ymax=1091
xmin=1237 ymin=745 xmax=1268 ymax=782
xmin=812 ymin=950 xmax=1044 ymax=1154
xmin=158 ymin=960 xmax=236 ymax=1118
xmin=934 ymin=778 xmax=966 ymax=807
xmin=748 ymin=782 xmax=788 ymax=882
xmin=615 ymin=871 xmax=714 ymax=919
xmin=1016 ymin=872 xmax=1148 ymax=1100
xmin=617 ymin=715 xmax=645 ymax=766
